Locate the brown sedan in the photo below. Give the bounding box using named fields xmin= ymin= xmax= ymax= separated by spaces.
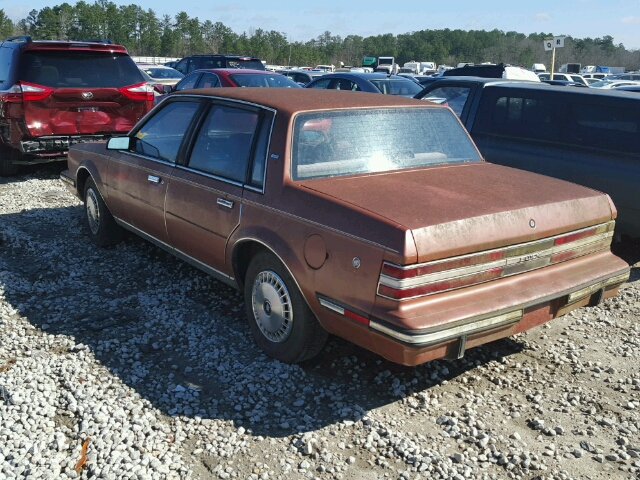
xmin=60 ymin=88 xmax=629 ymax=366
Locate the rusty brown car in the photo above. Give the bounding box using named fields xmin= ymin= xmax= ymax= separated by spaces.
xmin=60 ymin=88 xmax=630 ymax=366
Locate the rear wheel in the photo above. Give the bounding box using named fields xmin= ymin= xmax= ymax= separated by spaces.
xmin=84 ymin=177 xmax=123 ymax=247
xmin=0 ymin=147 xmax=19 ymax=176
xmin=244 ymin=250 xmax=328 ymax=363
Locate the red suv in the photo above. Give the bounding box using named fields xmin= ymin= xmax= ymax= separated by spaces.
xmin=0 ymin=36 xmax=154 ymax=175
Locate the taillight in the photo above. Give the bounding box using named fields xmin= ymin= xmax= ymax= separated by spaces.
xmin=18 ymin=82 xmax=54 ymax=101
xmin=379 ymin=221 xmax=615 ymax=301
xmin=119 ymin=82 xmax=154 ymax=101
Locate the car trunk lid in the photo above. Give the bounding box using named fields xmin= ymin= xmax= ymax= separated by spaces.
xmin=299 ymin=162 xmax=614 ymax=263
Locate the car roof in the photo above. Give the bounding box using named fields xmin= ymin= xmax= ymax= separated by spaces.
xmin=191 ymin=68 xmax=278 ymax=75
xmin=1 ymin=39 xmax=128 ymax=53
xmin=483 ymin=81 xmax=640 ymax=99
xmin=317 ymin=73 xmax=416 ymax=80
xmin=172 ymin=88 xmax=439 ymax=115
xmin=429 ymin=76 xmax=540 ymax=85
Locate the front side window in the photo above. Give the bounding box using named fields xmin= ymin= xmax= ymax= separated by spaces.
xmin=229 ymin=73 xmax=300 ymax=88
xmin=133 ymin=101 xmax=200 ymax=162
xmin=421 ymin=86 xmax=471 ymax=117
xmin=369 ymin=79 xmax=423 ymax=96
xmin=175 ymin=73 xmax=200 ymax=91
xmin=291 ymin=108 xmax=481 ymax=180
xmin=308 ymin=78 xmax=332 ymax=89
xmin=196 ymin=72 xmax=221 ymax=88
xmin=187 ymin=104 xmax=259 ymax=182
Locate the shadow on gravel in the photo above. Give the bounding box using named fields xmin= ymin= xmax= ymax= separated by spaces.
xmin=1 ymin=200 xmax=531 ymax=440
xmin=611 ymin=236 xmax=640 ymax=282
xmin=0 ymin=162 xmax=66 ymax=187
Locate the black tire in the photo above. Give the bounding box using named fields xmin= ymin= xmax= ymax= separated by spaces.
xmin=0 ymin=147 xmax=19 ymax=176
xmin=244 ymin=250 xmax=328 ymax=363
xmin=83 ymin=177 xmax=123 ymax=247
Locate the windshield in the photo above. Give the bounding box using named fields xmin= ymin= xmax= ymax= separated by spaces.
xmin=19 ymin=51 xmax=144 ymax=87
xmin=369 ymin=78 xmax=423 ymax=96
xmin=142 ymin=67 xmax=184 ymax=79
xmin=291 ymin=108 xmax=481 ymax=180
xmin=229 ymin=73 xmax=301 ymax=88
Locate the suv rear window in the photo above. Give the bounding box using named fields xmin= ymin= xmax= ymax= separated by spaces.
xmin=292 ymin=108 xmax=481 ymax=180
xmin=19 ymin=51 xmax=144 ymax=88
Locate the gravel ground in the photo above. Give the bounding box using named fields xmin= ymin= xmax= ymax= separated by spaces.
xmin=0 ymin=166 xmax=639 ymax=480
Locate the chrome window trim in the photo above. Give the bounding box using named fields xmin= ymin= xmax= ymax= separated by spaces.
xmin=110 ymin=149 xmax=178 ymax=169
xmin=174 ymin=164 xmax=245 ymax=189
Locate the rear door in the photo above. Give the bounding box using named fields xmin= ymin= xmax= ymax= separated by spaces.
xmin=18 ymin=48 xmax=150 ymax=137
xmin=107 ymin=98 xmax=203 ymax=246
xmin=165 ymin=100 xmax=270 ymax=277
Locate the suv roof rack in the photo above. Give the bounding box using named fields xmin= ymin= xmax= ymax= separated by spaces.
xmin=79 ymin=38 xmax=114 ymax=44
xmin=5 ymin=35 xmax=32 ymax=43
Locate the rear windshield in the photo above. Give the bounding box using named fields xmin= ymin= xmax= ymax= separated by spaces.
xmin=19 ymin=51 xmax=144 ymax=88
xmin=369 ymin=79 xmax=423 ymax=96
xmin=292 ymin=108 xmax=481 ymax=180
xmin=141 ymin=67 xmax=183 ymax=79
xmin=229 ymin=73 xmax=301 ymax=88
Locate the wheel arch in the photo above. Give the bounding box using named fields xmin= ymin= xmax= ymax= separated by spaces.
xmin=230 ymin=238 xmax=309 ymax=309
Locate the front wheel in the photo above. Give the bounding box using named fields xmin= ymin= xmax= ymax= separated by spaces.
xmin=83 ymin=177 xmax=123 ymax=247
xmin=244 ymin=250 xmax=328 ymax=363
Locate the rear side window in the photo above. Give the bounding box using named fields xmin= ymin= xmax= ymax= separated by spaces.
xmin=472 ymin=93 xmax=560 ymax=141
xmin=187 ymin=104 xmax=259 ymax=182
xmin=18 ymin=51 xmax=144 ymax=88
xmin=421 ymin=86 xmax=471 ymax=117
xmin=566 ymin=103 xmax=640 ymax=152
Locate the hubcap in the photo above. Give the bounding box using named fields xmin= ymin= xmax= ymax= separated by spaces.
xmin=86 ymin=188 xmax=101 ymax=235
xmin=251 ymin=270 xmax=293 ymax=343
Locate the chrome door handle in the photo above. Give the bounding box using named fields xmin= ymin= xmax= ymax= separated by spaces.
xmin=148 ymin=175 xmax=161 ymax=184
xmin=217 ymin=198 xmax=234 ymax=208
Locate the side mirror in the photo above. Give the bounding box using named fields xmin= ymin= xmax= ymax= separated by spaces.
xmin=152 ymin=83 xmax=165 ymax=94
xmin=164 ymin=85 xmax=173 ymax=93
xmin=106 ymin=137 xmax=131 ymax=150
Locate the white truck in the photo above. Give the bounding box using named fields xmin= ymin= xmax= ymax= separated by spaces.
xmin=376 ymin=57 xmax=396 ymax=74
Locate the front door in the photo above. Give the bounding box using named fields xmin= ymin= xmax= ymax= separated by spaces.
xmin=106 ymin=99 xmax=202 ymax=246
xmin=165 ymin=102 xmax=261 ymax=276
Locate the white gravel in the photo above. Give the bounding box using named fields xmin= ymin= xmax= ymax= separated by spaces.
xmin=1 ymin=167 xmax=639 ymax=480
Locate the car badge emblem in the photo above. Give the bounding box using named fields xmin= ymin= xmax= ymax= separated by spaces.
xmin=530 ymin=219 xmax=536 ymax=228
xmin=82 ymin=92 xmax=93 ymax=99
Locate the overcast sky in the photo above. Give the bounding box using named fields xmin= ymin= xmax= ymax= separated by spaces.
xmin=4 ymin=0 xmax=640 ymax=50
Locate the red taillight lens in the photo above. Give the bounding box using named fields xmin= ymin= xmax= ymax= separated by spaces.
xmin=19 ymin=82 xmax=54 ymax=101
xmin=381 ymin=249 xmax=506 ymax=279
xmin=379 ymin=267 xmax=504 ymax=300
xmin=553 ymin=227 xmax=597 ymax=245
xmin=119 ymin=82 xmax=154 ymax=101
xmin=379 ymin=221 xmax=615 ymax=301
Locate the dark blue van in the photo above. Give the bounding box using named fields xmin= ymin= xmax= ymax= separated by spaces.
xmin=416 ymin=78 xmax=640 ymax=236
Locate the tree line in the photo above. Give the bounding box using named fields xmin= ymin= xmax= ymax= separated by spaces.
xmin=2 ymin=2 xmax=639 ymax=70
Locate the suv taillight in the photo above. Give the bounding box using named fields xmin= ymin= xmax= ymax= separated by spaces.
xmin=119 ymin=82 xmax=154 ymax=101
xmin=378 ymin=221 xmax=615 ymax=301
xmin=7 ymin=82 xmax=55 ymax=102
